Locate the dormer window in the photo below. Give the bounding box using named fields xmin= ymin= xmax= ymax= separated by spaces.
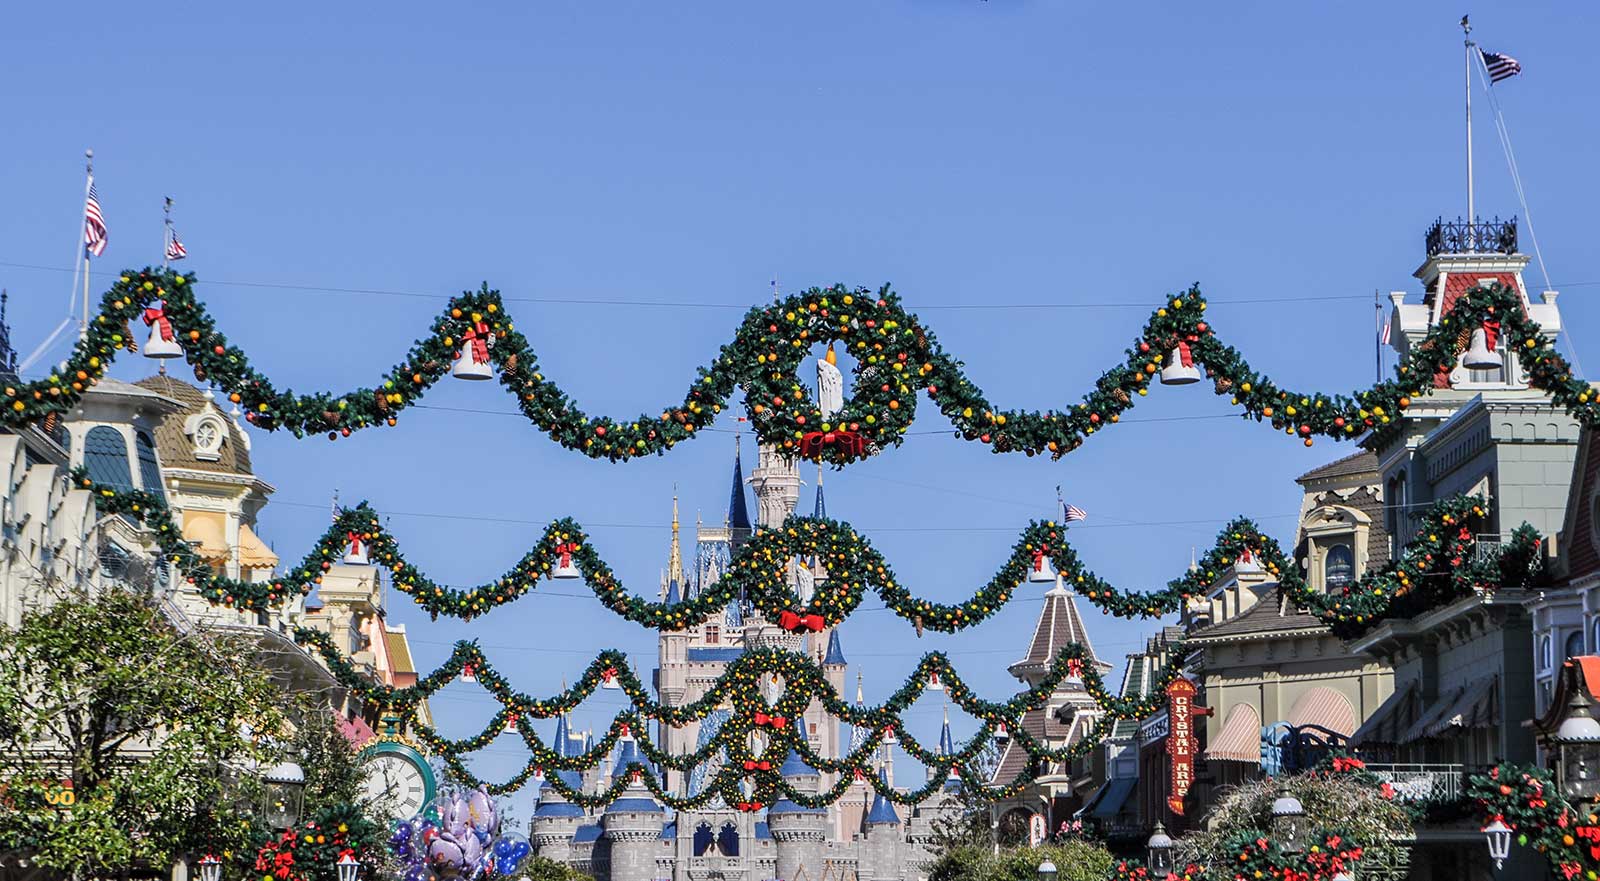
xmin=1324 ymin=544 xmax=1355 ymax=590
xmin=191 ymin=416 xmax=224 ymax=461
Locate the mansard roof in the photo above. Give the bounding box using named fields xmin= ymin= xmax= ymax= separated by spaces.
xmin=1008 ymin=583 xmax=1107 ymax=679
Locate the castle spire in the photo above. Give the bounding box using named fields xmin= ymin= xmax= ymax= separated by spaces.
xmin=668 ymin=486 xmax=682 ymax=586
xmin=814 ymin=465 xmax=827 ymax=519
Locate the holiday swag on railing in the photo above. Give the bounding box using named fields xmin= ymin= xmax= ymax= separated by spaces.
xmin=76 ymin=468 xmax=1548 ymax=640
xmin=294 ymin=628 xmax=1184 ymax=805
xmin=8 ymin=269 xmax=1597 ymax=464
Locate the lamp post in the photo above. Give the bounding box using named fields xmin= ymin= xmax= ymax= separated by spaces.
xmin=336 ymin=851 xmax=361 ymax=881
xmin=1146 ymin=822 xmax=1173 ymax=874
xmin=1482 ymin=816 xmax=1513 ymax=872
xmin=1331 ymin=872 xmax=1353 ymax=881
xmin=1552 ymin=684 xmax=1600 ymax=804
xmin=196 ymin=854 xmax=221 ymax=881
xmin=261 ymin=760 xmax=305 ymax=831
xmin=1270 ymin=783 xmax=1306 ymax=856
xmin=1036 ymin=860 xmax=1057 ymax=881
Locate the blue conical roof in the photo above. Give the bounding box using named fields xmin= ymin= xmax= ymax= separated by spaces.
xmin=939 ymin=717 xmax=955 ymax=756
xmin=553 ymin=714 xmax=571 ymax=757
xmin=665 ymin=578 xmax=681 ymax=605
xmin=728 ymin=441 xmax=752 ymax=533
xmin=814 ymin=479 xmax=827 ymax=519
xmin=779 ymin=716 xmax=818 ymax=778
xmin=866 ymin=769 xmax=899 ymax=825
xmin=823 ymin=630 xmax=846 ymax=666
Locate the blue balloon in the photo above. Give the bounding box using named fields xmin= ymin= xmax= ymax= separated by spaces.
xmin=494 ymin=839 xmax=514 ymax=859
xmin=513 ymin=841 xmax=530 ymax=859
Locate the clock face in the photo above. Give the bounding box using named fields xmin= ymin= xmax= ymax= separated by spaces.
xmin=363 ymin=750 xmax=430 ymax=818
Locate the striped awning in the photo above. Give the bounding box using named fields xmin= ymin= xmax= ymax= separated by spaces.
xmin=1401 ymin=676 xmax=1498 ymax=743
xmin=1350 ymin=684 xmax=1420 ymax=746
xmin=1204 ymin=703 xmax=1262 ymax=763
xmin=238 ymin=523 xmax=278 ymax=569
xmin=1286 ymin=687 xmax=1357 ymax=737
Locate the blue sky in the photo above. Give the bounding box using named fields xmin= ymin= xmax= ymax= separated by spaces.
xmin=5 ymin=2 xmax=1600 ymax=825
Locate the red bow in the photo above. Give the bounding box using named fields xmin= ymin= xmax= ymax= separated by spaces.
xmin=461 ymin=321 xmax=492 ymax=364
xmin=736 ymin=801 xmax=763 ymax=812
xmin=1483 ymin=319 xmax=1501 ymax=353
xmin=143 ymin=304 xmax=175 ymax=341
xmin=1067 ymin=659 xmax=1083 ymax=678
xmin=778 ymin=610 xmax=825 ymax=632
xmin=752 ymin=711 xmax=787 ymax=729
xmin=1032 ymin=548 xmax=1049 ymax=574
xmin=346 ymin=531 xmax=363 ymax=555
xmin=1238 ymin=547 xmax=1254 ymax=564
xmin=1175 ymin=339 xmax=1195 ymax=367
xmin=742 ymin=760 xmax=772 ymax=771
xmin=602 ymin=666 xmax=617 ymax=683
xmin=556 ymin=543 xmax=577 ymax=567
xmin=800 ymin=430 xmax=865 ymax=459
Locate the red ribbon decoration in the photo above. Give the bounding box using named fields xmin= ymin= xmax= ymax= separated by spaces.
xmin=753 ymin=711 xmax=771 ymax=727
xmin=1067 ymin=658 xmax=1083 ymax=678
xmin=602 ymin=665 xmax=617 ymax=683
xmin=1238 ymin=547 xmax=1254 ymax=565
xmin=1483 ymin=319 xmax=1501 ymax=353
xmin=555 ymin=543 xmax=577 ymax=567
xmin=346 ymin=531 xmax=363 ymax=555
xmin=461 ymin=321 xmax=492 ymax=364
xmin=1032 ymin=548 xmax=1049 ymax=574
xmin=1175 ymin=338 xmax=1195 ymax=367
xmin=779 ymin=610 xmax=826 ymax=632
xmin=142 ymin=305 xmax=175 ymax=341
xmin=799 ymin=430 xmax=866 ymax=460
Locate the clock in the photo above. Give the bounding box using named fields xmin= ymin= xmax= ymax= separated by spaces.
xmin=361 ymin=740 xmax=435 ymax=819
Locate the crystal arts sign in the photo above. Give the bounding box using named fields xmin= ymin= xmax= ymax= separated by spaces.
xmin=1165 ymin=678 xmax=1209 ymax=815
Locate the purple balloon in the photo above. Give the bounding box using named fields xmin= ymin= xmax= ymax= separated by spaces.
xmin=467 ymin=787 xmax=497 ymax=835
xmin=428 ymin=832 xmax=467 ymax=869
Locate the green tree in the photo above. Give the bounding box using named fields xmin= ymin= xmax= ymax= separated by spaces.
xmin=511 ymin=855 xmax=595 ymax=881
xmin=0 ymin=586 xmax=289 ymax=875
xmin=927 ymin=842 xmax=1116 ymax=881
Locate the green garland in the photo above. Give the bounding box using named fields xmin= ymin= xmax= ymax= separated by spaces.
xmin=295 ymin=627 xmax=1184 ymax=803
xmin=1106 ymin=828 xmax=1364 ymax=881
xmin=75 ymin=470 xmax=1546 ymax=643
xmin=9 ymin=269 xmax=1595 ymax=464
xmin=1468 ymin=763 xmax=1600 ymax=881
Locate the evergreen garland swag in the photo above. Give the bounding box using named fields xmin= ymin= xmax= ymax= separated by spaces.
xmin=294 ymin=628 xmax=1184 ymax=804
xmin=9 ymin=269 xmax=1599 ymax=464
xmin=76 ymin=469 xmax=1547 ymax=643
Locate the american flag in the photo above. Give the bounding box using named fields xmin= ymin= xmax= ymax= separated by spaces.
xmin=1380 ymin=318 xmax=1391 ymax=346
xmin=1482 ymin=50 xmax=1522 ymax=84
xmin=165 ymin=227 xmax=187 ymax=261
xmin=1062 ymin=502 xmax=1088 ymax=523
xmin=83 ymin=180 xmax=108 ymax=257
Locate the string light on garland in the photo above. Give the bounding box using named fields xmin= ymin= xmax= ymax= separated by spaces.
xmin=6 ymin=269 xmax=1596 ymax=464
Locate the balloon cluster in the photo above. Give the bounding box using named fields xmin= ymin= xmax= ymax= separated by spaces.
xmin=388 ymin=787 xmax=530 ymax=880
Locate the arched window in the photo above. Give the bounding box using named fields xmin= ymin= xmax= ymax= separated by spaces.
xmin=134 ymin=430 xmax=165 ymax=502
xmin=1541 ymin=635 xmax=1554 ymax=672
xmin=83 ymin=426 xmax=133 ymax=489
xmin=1566 ymin=630 xmax=1585 ymax=662
xmin=692 ymin=823 xmax=714 ymax=857
xmin=1592 ymin=618 xmax=1600 ymax=655
xmin=1324 ymin=544 xmax=1355 ymax=590
xmin=716 ymin=823 xmax=739 ymax=856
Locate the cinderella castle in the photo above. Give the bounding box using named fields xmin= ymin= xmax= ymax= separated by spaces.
xmin=529 ymin=438 xmax=975 ymax=881
xmin=528 ymin=432 xmax=1112 ymax=881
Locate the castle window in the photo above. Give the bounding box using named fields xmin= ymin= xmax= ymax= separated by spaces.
xmin=134 ymin=430 xmax=165 ymax=502
xmin=83 ymin=427 xmax=133 ymax=490
xmin=1324 ymin=544 xmax=1355 ymax=590
xmin=692 ymin=823 xmax=714 ymax=856
xmin=1541 ymin=635 xmax=1554 ymax=672
xmin=716 ymin=823 xmax=739 ymax=856
xmin=1567 ymin=630 xmax=1585 ymax=662
xmin=704 ymin=624 xmax=719 ymax=644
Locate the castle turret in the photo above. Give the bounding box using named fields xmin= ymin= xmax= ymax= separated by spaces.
xmin=532 ymin=713 xmax=587 ymax=862
xmin=769 ymin=718 xmax=828 ymax=881
xmin=601 ymin=738 xmax=665 ymax=881
xmin=861 ymin=768 xmax=904 ymax=881
xmin=749 ymin=442 xmax=801 ymax=530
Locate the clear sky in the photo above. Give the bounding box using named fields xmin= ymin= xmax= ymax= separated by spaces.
xmin=5 ymin=1 xmax=1599 ymax=825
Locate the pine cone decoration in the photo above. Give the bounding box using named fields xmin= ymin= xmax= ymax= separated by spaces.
xmin=42 ymin=412 xmax=58 ymax=434
xmin=124 ymin=323 xmax=138 ymax=353
xmin=375 ymin=391 xmax=389 ymax=413
xmin=1214 ymin=376 xmax=1234 ymax=394
xmin=504 ymin=352 xmax=519 ymax=373
xmin=1111 ymin=388 xmax=1131 ymax=405
xmin=322 ymin=410 xmax=341 ymax=425
xmin=1455 ymin=325 xmax=1474 ymax=354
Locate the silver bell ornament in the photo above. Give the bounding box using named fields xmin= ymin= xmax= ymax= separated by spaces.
xmin=1028 ymin=553 xmax=1057 ymax=583
xmin=1235 ymin=547 xmax=1262 ymax=573
xmin=143 ymin=324 xmax=183 ymax=359
xmin=1159 ymin=346 xmax=1201 ymax=385
xmin=341 ymin=535 xmax=369 ymax=566
xmin=1463 ymin=327 xmax=1501 ymax=369
xmin=452 ymin=341 xmax=493 ymax=380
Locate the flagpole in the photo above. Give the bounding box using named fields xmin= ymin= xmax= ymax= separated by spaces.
xmin=80 ymin=149 xmax=94 ymax=337
xmin=1374 ymin=289 xmax=1382 ymax=383
xmin=162 ymin=197 xmax=173 ymax=271
xmin=1463 ymin=15 xmax=1475 ymax=247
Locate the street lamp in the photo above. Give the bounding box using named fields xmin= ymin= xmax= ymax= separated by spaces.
xmin=1146 ymin=822 xmax=1173 ymax=874
xmin=336 ymin=851 xmax=361 ymax=881
xmin=1482 ymin=816 xmax=1513 ymax=871
xmin=1553 ymin=685 xmax=1600 ymax=804
xmin=1036 ymin=859 xmax=1057 ymax=881
xmin=196 ymin=854 xmax=221 ymax=881
xmin=1331 ymin=872 xmax=1353 ymax=881
xmin=1270 ymin=782 xmax=1306 ymax=856
xmin=261 ymin=761 xmax=305 ymax=830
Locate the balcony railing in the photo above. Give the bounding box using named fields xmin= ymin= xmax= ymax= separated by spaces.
xmin=1363 ymin=763 xmax=1471 ymax=802
xmin=1425 ymin=217 xmax=1518 ymax=257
